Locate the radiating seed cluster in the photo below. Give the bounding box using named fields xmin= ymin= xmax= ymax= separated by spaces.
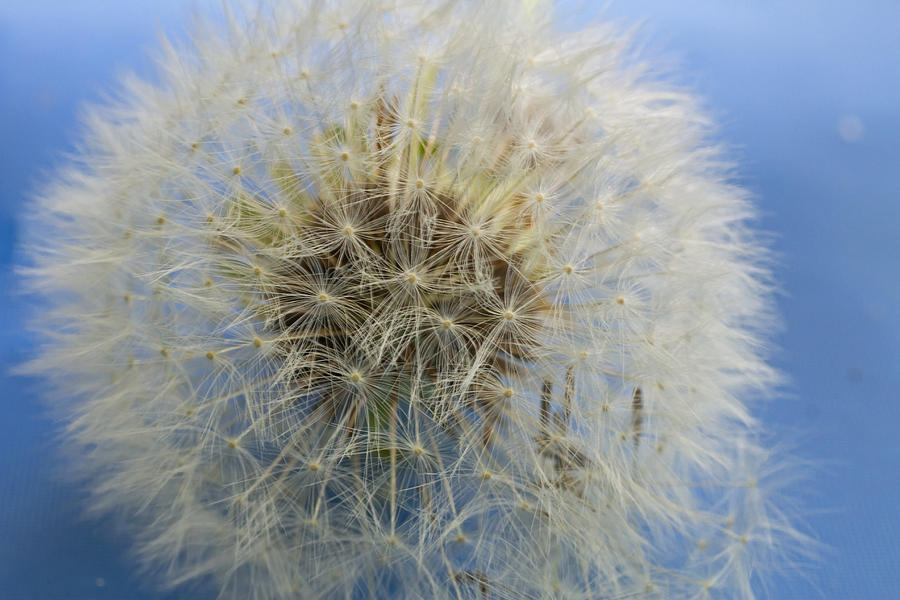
xmin=24 ymin=1 xmax=804 ymax=598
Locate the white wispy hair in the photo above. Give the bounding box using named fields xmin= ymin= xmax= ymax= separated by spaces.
xmin=21 ymin=1 xmax=807 ymax=598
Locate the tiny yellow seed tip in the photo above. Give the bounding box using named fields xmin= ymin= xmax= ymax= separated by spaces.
xmin=253 ymin=337 xmax=262 ymax=348
xmin=205 ymin=351 xmax=214 ymax=360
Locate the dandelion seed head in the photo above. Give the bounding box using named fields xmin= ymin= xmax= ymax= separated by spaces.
xmin=21 ymin=1 xmax=806 ymax=598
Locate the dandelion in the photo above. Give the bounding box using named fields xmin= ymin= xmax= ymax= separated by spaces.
xmin=22 ymin=1 xmax=805 ymax=598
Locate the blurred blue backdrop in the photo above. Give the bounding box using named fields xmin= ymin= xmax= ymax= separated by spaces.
xmin=1 ymin=2 xmax=897 ymax=598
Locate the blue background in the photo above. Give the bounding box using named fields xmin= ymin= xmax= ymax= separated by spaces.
xmin=1 ymin=2 xmax=897 ymax=598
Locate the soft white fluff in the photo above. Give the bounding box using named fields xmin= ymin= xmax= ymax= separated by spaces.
xmin=23 ymin=1 xmax=803 ymax=598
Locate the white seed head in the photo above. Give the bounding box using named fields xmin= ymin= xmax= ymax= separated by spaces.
xmin=21 ymin=1 xmax=804 ymax=599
